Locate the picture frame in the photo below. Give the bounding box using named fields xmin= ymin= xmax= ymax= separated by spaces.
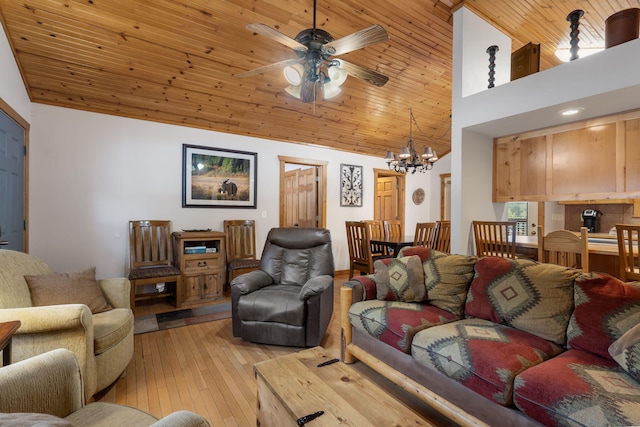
xmin=182 ymin=144 xmax=257 ymax=208
xmin=340 ymin=163 xmax=363 ymax=207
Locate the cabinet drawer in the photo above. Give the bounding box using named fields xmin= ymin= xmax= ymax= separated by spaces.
xmin=185 ymin=258 xmax=220 ymax=271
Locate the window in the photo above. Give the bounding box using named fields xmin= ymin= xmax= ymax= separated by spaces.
xmin=507 ymin=202 xmax=528 ymax=236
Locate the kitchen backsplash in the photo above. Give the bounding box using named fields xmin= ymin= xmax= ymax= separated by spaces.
xmin=565 ymin=204 xmax=640 ymax=234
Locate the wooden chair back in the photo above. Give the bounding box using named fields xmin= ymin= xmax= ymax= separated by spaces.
xmin=472 ymin=221 xmax=516 ymax=259
xmin=128 ymin=220 xmax=182 ymax=309
xmin=413 ymin=222 xmax=437 ymax=248
xmin=433 ymin=221 xmax=451 ymax=253
xmin=345 ymin=221 xmax=374 ymax=278
xmin=383 ymin=220 xmax=403 ymax=239
xmin=617 ymin=224 xmax=640 ymax=282
xmin=224 ymin=220 xmax=258 ymax=262
xmin=538 ymin=226 xmax=589 ymax=271
xmin=129 ymin=220 xmax=174 ymax=268
xmin=363 ymin=220 xmax=387 ymax=257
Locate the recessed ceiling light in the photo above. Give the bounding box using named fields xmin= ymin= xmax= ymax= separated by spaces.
xmin=560 ymin=108 xmax=583 ymax=116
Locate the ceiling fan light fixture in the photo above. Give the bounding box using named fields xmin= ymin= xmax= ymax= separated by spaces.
xmin=327 ymin=63 xmax=348 ymax=86
xmin=285 ymin=84 xmax=302 ymax=99
xmin=283 ymin=64 xmax=304 ymax=85
xmin=323 ymin=81 xmax=342 ymax=99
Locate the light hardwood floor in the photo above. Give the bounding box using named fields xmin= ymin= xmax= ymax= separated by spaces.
xmin=96 ymin=272 xmax=456 ymax=426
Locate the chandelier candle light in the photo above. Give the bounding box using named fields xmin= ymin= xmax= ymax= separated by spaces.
xmin=384 ymin=109 xmax=438 ymax=173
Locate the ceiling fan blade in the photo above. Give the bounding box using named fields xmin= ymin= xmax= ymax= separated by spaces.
xmin=322 ymin=24 xmax=389 ymax=56
xmin=234 ymin=58 xmax=301 ymax=78
xmin=337 ymin=59 xmax=389 ymax=87
xmin=246 ymin=23 xmax=308 ymax=52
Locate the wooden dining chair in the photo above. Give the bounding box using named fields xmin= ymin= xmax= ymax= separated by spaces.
xmin=472 ymin=221 xmax=516 ymax=259
xmin=432 ymin=220 xmax=451 ymax=253
xmin=383 ymin=220 xmax=403 ymax=239
xmin=128 ymin=220 xmax=183 ymax=309
xmin=224 ymin=220 xmax=261 ymax=290
xmin=538 ymin=226 xmax=589 ymax=271
xmin=345 ymin=221 xmax=374 ymax=278
xmin=414 ymin=222 xmax=437 ymax=248
xmin=617 ymin=224 xmax=640 ymax=281
xmin=363 ymin=220 xmax=388 ymax=258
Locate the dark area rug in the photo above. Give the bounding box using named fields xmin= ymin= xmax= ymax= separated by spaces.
xmin=134 ymin=302 xmax=231 ymax=335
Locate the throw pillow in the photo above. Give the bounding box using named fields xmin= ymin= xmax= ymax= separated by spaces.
xmin=374 ymin=255 xmax=426 ymax=302
xmin=466 ymin=256 xmax=580 ymax=345
xmin=0 ymin=413 xmax=73 ymax=426
xmin=609 ymin=323 xmax=640 ymax=382
xmin=400 ymin=246 xmax=476 ymax=316
xmin=568 ymin=272 xmax=640 ymax=359
xmin=25 ymin=267 xmax=112 ymax=314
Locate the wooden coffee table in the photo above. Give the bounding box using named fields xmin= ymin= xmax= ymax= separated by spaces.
xmin=254 ymin=346 xmax=437 ymax=426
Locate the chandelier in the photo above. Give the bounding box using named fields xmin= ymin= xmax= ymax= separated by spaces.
xmin=384 ymin=109 xmax=438 ymax=173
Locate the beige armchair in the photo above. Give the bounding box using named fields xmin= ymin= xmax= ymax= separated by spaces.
xmin=0 ymin=250 xmax=134 ymax=400
xmin=0 ymin=349 xmax=209 ymax=427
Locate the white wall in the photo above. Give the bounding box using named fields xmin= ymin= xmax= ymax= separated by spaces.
xmin=0 ymin=22 xmax=30 ymax=121
xmin=404 ymin=152 xmax=450 ymax=238
xmin=459 ymin=9 xmax=511 ymax=97
xmin=27 ymin=104 xmax=440 ymax=277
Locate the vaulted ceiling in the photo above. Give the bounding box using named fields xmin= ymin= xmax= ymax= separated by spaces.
xmin=0 ymin=0 xmax=636 ymax=159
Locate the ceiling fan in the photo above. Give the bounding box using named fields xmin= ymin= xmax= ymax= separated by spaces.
xmin=234 ymin=0 xmax=390 ymax=103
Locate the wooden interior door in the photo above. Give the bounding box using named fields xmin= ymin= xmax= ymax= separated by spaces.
xmin=279 ymin=156 xmax=327 ymax=229
xmin=284 ymin=169 xmax=298 ymax=227
xmin=283 ymin=166 xmax=318 ymax=227
xmin=297 ymin=167 xmax=317 ymax=227
xmin=376 ymin=176 xmax=399 ymax=222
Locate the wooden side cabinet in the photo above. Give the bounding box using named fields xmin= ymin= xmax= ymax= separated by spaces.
xmin=172 ymin=231 xmax=226 ymax=307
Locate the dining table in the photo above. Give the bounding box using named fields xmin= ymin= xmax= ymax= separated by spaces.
xmin=370 ymin=235 xmax=415 ymax=256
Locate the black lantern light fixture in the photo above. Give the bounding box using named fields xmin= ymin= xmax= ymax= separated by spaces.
xmin=384 ymin=109 xmax=438 ymax=173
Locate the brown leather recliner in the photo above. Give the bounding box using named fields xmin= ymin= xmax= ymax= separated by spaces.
xmin=231 ymin=228 xmax=335 ymax=347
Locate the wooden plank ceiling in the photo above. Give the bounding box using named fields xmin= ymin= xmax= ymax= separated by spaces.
xmin=0 ymin=0 xmax=636 ymax=159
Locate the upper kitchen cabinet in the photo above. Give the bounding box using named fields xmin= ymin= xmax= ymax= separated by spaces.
xmin=493 ymin=110 xmax=640 ymax=202
xmin=494 ymin=135 xmax=546 ymax=201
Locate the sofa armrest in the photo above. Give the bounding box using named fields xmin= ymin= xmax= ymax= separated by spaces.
xmin=344 ymin=275 xmax=378 ymax=303
xmin=300 ymin=275 xmax=333 ymax=300
xmin=0 ymin=348 xmax=83 ymax=417
xmin=150 ymin=411 xmax=211 ymax=427
xmin=98 ymin=278 xmax=131 ymax=309
xmin=0 ymin=304 xmax=93 ymax=335
xmin=0 ymin=305 xmax=97 ymax=399
xmin=230 ymin=269 xmax=273 ymax=295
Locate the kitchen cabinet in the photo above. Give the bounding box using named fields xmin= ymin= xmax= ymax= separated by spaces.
xmin=493 ymin=109 xmax=640 ymax=202
xmin=493 ymin=135 xmax=546 ymax=201
xmin=172 ymin=231 xmax=226 ymax=307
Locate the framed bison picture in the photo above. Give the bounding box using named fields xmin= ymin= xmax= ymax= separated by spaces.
xmin=182 ymin=144 xmax=257 ymax=208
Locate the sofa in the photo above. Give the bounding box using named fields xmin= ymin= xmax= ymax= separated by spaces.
xmin=0 ymin=250 xmax=134 ymax=400
xmin=0 ymin=348 xmax=209 ymax=427
xmin=341 ymin=246 xmax=640 ymax=427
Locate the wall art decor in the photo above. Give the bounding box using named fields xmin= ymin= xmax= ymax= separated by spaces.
xmin=340 ymin=164 xmax=363 ymax=207
xmin=182 ymin=144 xmax=257 ymax=208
